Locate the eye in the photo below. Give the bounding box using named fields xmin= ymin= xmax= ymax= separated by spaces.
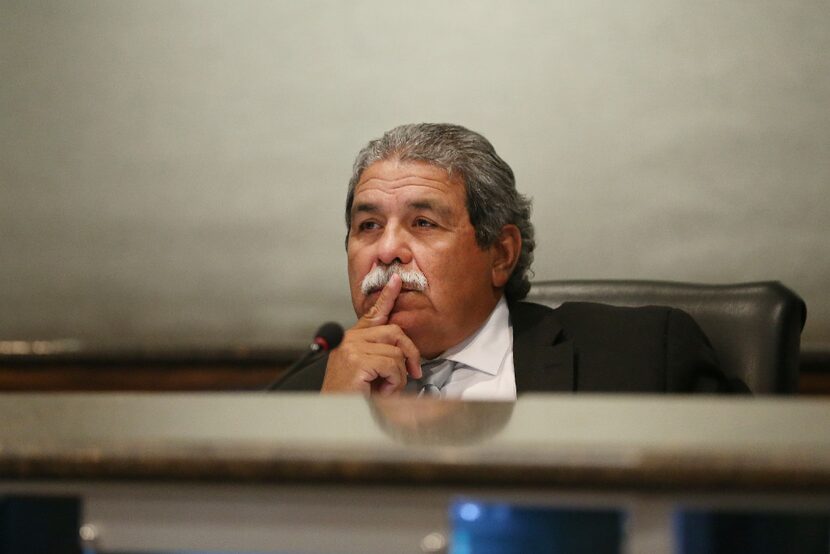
xmin=414 ymin=218 xmax=436 ymax=228
xmin=357 ymin=220 xmax=380 ymax=232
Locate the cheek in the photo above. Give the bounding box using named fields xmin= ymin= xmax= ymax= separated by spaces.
xmin=416 ymin=256 xmax=463 ymax=298
xmin=347 ymin=256 xmax=366 ymax=292
xmin=449 ymin=252 xmax=494 ymax=292
xmin=347 ymin=243 xmax=368 ymax=272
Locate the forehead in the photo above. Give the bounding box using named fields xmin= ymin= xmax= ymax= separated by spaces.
xmin=354 ymin=159 xmax=465 ymax=201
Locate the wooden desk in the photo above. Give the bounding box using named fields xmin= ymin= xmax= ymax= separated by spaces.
xmin=1 ymin=394 xmax=829 ymax=553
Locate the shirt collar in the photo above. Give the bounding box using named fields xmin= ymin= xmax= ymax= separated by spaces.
xmin=439 ymin=296 xmax=511 ymax=376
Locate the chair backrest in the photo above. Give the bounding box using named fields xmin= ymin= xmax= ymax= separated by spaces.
xmin=526 ymin=280 xmax=806 ymax=394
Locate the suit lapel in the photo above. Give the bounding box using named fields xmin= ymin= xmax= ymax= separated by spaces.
xmin=510 ymin=301 xmax=575 ymax=393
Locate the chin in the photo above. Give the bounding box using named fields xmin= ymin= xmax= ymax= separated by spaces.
xmin=387 ymin=310 xmax=419 ymax=331
xmin=388 ymin=311 xmax=444 ymax=356
xmin=387 ymin=310 xmax=430 ymax=339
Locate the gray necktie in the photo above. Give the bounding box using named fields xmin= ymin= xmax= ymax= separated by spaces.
xmin=417 ymin=359 xmax=457 ymax=397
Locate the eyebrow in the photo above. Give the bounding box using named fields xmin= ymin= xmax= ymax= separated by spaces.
xmin=407 ymin=200 xmax=453 ymax=220
xmin=351 ymin=200 xmax=454 ymax=220
xmin=351 ymin=202 xmax=379 ymax=217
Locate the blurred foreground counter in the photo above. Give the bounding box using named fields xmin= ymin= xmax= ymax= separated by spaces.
xmin=1 ymin=393 xmax=829 ymax=553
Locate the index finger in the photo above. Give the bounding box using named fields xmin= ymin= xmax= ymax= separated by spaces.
xmin=355 ymin=273 xmax=402 ymax=329
xmin=393 ymin=329 xmax=422 ymax=380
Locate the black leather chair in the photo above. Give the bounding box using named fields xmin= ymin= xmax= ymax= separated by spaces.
xmin=526 ymin=281 xmax=806 ymax=394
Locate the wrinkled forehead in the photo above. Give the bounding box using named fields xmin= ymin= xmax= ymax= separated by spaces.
xmin=353 ymin=177 xmax=456 ymax=199
xmin=357 ymin=159 xmax=460 ymax=188
xmin=352 ymin=160 xmax=466 ymax=208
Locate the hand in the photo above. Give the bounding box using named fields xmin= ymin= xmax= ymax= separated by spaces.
xmin=321 ymin=274 xmax=422 ymax=395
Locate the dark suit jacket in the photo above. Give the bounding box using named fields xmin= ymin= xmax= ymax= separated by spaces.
xmin=275 ymin=301 xmax=748 ymax=393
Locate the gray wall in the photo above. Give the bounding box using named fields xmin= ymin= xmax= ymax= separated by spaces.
xmin=2 ymin=1 xmax=828 ymax=351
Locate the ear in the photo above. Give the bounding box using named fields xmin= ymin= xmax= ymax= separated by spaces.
xmin=490 ymin=224 xmax=522 ymax=289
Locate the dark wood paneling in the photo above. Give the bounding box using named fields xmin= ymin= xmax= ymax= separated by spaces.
xmin=1 ymin=349 xmax=828 ymax=393
xmin=800 ymin=350 xmax=830 ymax=396
xmin=0 ymin=350 xmax=301 ymax=391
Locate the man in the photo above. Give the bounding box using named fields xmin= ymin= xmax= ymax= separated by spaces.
xmin=278 ymin=123 xmax=746 ymax=398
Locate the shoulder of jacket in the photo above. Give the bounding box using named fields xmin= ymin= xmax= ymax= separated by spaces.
xmin=515 ymin=300 xmax=675 ymax=318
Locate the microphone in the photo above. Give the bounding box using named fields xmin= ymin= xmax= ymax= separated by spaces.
xmin=310 ymin=321 xmax=345 ymax=353
xmin=265 ymin=322 xmax=344 ymax=391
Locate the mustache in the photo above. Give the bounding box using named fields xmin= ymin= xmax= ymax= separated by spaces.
xmin=360 ymin=263 xmax=428 ymax=295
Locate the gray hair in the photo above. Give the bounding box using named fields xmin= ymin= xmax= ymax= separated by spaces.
xmin=345 ymin=123 xmax=535 ymax=301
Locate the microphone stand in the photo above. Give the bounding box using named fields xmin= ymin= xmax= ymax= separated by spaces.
xmin=265 ymin=343 xmax=326 ymax=391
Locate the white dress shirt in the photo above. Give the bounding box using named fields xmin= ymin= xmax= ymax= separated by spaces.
xmin=430 ymin=296 xmax=516 ymax=401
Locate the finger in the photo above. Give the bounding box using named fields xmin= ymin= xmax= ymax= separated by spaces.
xmin=375 ymin=379 xmax=403 ymax=396
xmin=355 ymin=273 xmax=402 ymax=329
xmin=365 ymin=354 xmax=407 ymax=392
xmin=394 ymin=331 xmax=422 ymax=379
xmin=322 ymin=348 xmax=406 ymax=394
xmin=360 ymin=343 xmax=409 ymax=384
xmin=356 ymin=325 xmax=422 ymax=379
xmin=368 ymin=344 xmax=408 ymax=390
xmin=360 ymin=341 xmax=406 ymax=362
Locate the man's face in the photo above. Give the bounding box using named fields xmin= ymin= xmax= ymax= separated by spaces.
xmin=347 ymin=159 xmax=503 ymax=358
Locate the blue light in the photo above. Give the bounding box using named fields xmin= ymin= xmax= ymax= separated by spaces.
xmin=458 ymin=502 xmax=482 ymax=522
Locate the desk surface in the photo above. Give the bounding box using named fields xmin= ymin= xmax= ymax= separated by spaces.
xmin=2 ymin=393 xmax=829 ymax=492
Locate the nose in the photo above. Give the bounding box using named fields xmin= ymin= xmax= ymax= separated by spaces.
xmin=376 ymin=222 xmax=413 ymax=266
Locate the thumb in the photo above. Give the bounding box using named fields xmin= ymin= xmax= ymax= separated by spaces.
xmin=356 ymin=273 xmax=402 ymax=328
